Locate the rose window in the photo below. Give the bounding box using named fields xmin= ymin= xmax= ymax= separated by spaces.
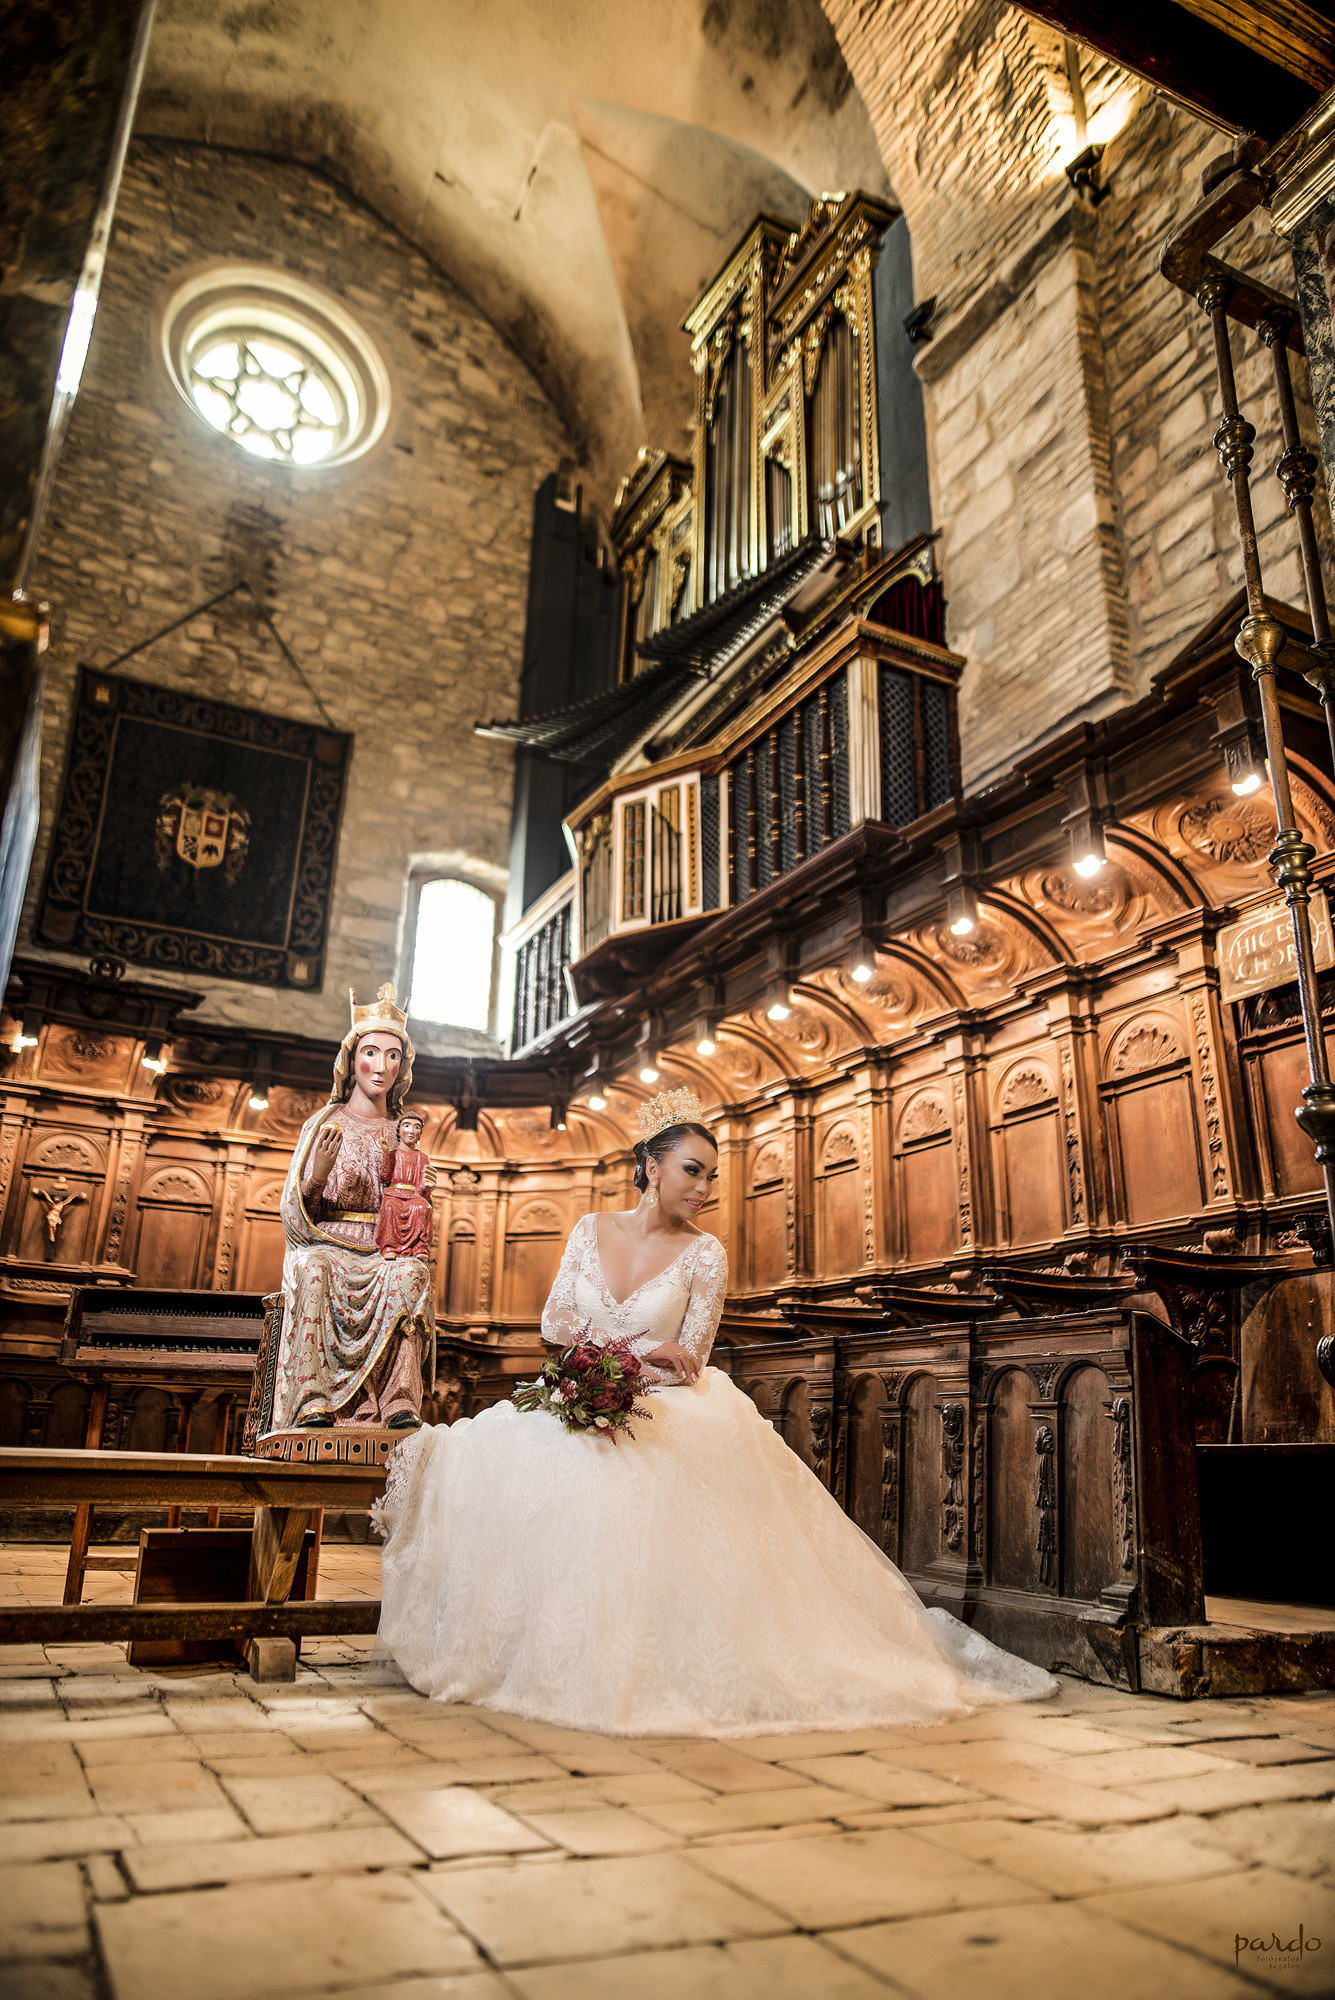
xmin=160 ymin=266 xmax=390 ymax=470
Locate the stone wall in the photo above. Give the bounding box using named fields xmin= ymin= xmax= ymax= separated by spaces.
xmin=20 ymin=139 xmax=569 ymax=1048
xmin=820 ymin=0 xmax=1326 ymax=788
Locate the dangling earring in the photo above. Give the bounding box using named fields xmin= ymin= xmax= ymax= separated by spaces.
xmin=647 ymin=1186 xmax=659 ymax=1208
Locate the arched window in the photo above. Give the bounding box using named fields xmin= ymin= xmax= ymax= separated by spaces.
xmin=409 ymin=878 xmax=498 ymax=1032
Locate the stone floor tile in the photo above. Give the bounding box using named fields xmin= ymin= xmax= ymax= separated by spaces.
xmin=331 ymin=1978 xmax=513 ymax=2000
xmin=729 ymin=1728 xmax=925 ymax=1761
xmin=64 ymin=1723 xmax=189 ymax=1760
xmin=1190 ymin=1801 xmax=1335 ymax=1878
xmin=0 ymin=1860 xmax=90 ymax=1961
xmin=362 ymin=1785 xmax=553 ymax=1859
xmin=593 ymin=1771 xmax=715 ymax=1807
xmin=635 ymin=1785 xmax=869 ymax=1839
xmin=364 ymin=1755 xmax=567 ymax=1787
xmin=1123 ymin=1760 xmax=1335 ymax=1815
xmin=700 ymin=1822 xmax=859 ymax=1850
xmin=1194 ymin=1737 xmax=1334 ymax=1765
xmin=479 ymin=1780 xmax=615 ymax=1813
xmin=84 ymin=1759 xmax=230 ymax=1816
xmin=121 ymin=1805 xmax=250 ymax=1845
xmin=1156 ymin=1714 xmax=1281 ymax=1742
xmin=420 ymin=1852 xmax=787 ymax=1965
xmin=1042 ymin=1744 xmax=1234 ymax=1787
xmin=0 ymin=1815 xmax=132 ymax=1864
xmin=1085 ymin=1865 xmax=1335 ymax=1992
xmin=0 ymin=1681 xmax=56 ymax=1707
xmin=0 ymin=1964 xmax=99 ymax=2000
xmin=908 ymin=1812 xmax=1249 ymax=1895
xmin=96 ymin=1871 xmax=481 ymax=2000
xmin=83 ymin=1853 xmax=130 ymax=1902
xmin=381 ymin=1720 xmax=524 ymax=1758
xmin=162 ymin=1699 xmax=273 ymax=1734
xmin=779 ymin=1754 xmax=982 ymax=1807
xmin=831 ymin=1801 xmax=1042 ymax=1830
xmin=123 ymin=1823 xmax=422 ymax=1891
xmin=290 ymin=1744 xmax=440 ymax=1776
xmin=190 ymin=1731 xmax=305 ymax=1762
xmin=0 ymin=1745 xmax=94 ymax=1822
xmin=826 ymin=1895 xmax=1261 ymax=1998
xmin=508 ymin=1933 xmax=893 ymax=2000
xmin=221 ymin=1772 xmax=387 ymax=1834
xmin=637 ymin=1743 xmax=808 ymax=1794
xmin=681 ymin=1825 xmax=1044 ymax=1929
xmin=511 ymin=1807 xmax=680 ymax=1854
xmin=866 ymin=1745 xmax=1171 ymax=1824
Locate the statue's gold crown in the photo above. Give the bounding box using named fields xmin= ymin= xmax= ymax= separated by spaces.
xmin=349 ymin=982 xmax=408 ymax=1039
xmin=637 ymin=1086 xmax=706 ymax=1144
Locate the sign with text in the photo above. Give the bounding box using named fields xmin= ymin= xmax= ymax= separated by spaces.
xmin=1218 ymin=891 xmax=1334 ymax=1004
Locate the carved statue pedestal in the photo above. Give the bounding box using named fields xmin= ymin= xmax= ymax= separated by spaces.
xmin=255 ymin=1425 xmax=402 ymax=1468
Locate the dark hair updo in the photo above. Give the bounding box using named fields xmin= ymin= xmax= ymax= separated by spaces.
xmin=633 ymin=1121 xmax=717 ymax=1191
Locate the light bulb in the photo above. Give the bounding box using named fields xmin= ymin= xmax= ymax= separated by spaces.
xmin=767 ymin=1002 xmax=790 ymax=1022
xmin=696 ymin=1036 xmax=717 ymax=1056
xmin=588 ymin=1094 xmax=607 ymax=1112
xmin=949 ymin=914 xmax=976 ymax=936
xmin=557 ymin=1120 xmax=567 ymax=1131
xmin=10 ymin=1033 xmax=37 ymax=1052
xmin=639 ymin=1065 xmax=659 ymax=1084
xmin=141 ymin=1055 xmax=168 ymax=1075
xmin=248 ymin=1090 xmax=270 ymax=1111
xmin=1072 ymin=853 xmax=1104 ymax=879
xmin=851 ymin=963 xmax=873 ymax=983
xmin=1231 ymin=772 xmax=1263 ymax=797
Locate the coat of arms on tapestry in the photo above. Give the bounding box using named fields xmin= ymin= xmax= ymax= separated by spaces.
xmin=37 ymin=669 xmax=351 ymax=990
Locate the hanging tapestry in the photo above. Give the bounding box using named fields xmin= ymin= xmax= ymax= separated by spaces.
xmin=37 ymin=668 xmax=351 ymax=990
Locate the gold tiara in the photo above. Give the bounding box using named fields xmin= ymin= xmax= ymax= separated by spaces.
xmin=637 ymin=1086 xmax=706 ymax=1143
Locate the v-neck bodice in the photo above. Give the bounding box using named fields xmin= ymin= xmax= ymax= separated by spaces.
xmin=541 ymin=1212 xmax=727 ymax=1383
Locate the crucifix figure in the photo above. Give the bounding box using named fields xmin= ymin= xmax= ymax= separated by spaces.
xmin=34 ymin=1176 xmax=86 ymax=1252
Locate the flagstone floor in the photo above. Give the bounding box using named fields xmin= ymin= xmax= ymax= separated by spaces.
xmin=2 ymin=1542 xmax=1334 ymax=2000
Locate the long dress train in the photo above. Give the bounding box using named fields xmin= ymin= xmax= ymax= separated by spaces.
xmin=374 ymin=1213 xmax=1056 ymax=1735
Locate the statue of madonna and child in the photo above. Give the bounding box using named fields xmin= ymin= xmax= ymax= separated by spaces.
xmin=264 ymin=984 xmax=435 ymax=1442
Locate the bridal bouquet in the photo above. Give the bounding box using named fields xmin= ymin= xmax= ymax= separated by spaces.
xmin=513 ymin=1335 xmax=652 ymax=1441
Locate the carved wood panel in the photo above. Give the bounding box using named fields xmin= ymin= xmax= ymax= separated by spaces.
xmin=987 ymin=1369 xmax=1040 ymax=1593
xmin=1060 ymin=1364 xmax=1117 ymax=1602
xmin=899 ymin=1374 xmax=939 ymax=1575
xmin=993 ymin=1062 xmax=1065 ymax=1246
xmin=845 ymin=1372 xmax=888 ymax=1541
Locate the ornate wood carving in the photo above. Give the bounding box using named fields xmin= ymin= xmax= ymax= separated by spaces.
xmin=1001 ymin=1065 xmax=1055 ymax=1111
xmin=970 ymin=1416 xmax=985 ymax=1560
xmin=1111 ymin=1021 xmax=1184 ymax=1076
xmin=809 ymin=1401 xmax=832 ymax=1486
xmin=941 ymin=1400 xmax=965 ymax=1551
xmin=1190 ymin=992 xmax=1230 ymax=1198
xmin=1058 ymin=1038 xmax=1086 ymax=1226
xmin=1035 ymin=1423 xmax=1057 ymax=1586
xmin=900 ymin=1091 xmax=949 ymax=1143
xmin=951 ymin=1076 xmax=974 ymax=1246
xmin=878 ymin=1406 xmax=900 ymax=1554
xmin=1110 ymin=1395 xmax=1134 ymax=1570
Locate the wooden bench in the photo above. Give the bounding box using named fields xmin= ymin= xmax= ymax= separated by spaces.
xmin=0 ymin=1447 xmax=387 ymax=1672
xmin=57 ymin=1287 xmax=270 ymax=1602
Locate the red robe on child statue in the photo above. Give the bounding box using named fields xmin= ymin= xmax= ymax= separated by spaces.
xmin=376 ymin=1144 xmax=433 ymax=1260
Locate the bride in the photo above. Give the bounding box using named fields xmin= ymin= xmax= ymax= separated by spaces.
xmin=374 ymin=1089 xmax=1055 ymax=1735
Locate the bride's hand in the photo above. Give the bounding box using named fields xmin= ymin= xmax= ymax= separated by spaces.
xmin=643 ymin=1341 xmax=699 ymax=1384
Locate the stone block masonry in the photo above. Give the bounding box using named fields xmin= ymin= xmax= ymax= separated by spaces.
xmin=821 ymin=0 xmax=1328 ymax=789
xmin=21 ymin=140 xmax=571 ymax=1047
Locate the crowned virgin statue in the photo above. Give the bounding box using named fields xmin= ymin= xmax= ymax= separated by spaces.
xmin=271 ymin=985 xmax=434 ymax=1434
xmin=374 ymin=1087 xmax=1055 ymax=1735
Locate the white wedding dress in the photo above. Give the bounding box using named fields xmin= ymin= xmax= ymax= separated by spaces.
xmin=374 ymin=1214 xmax=1056 ymax=1735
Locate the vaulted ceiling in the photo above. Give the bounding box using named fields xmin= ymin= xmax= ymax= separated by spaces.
xmin=139 ymin=0 xmax=891 ymax=511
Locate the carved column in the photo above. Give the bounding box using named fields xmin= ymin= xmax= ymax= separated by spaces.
xmin=209 ymin=1142 xmax=251 ymax=1291
xmin=96 ymin=1106 xmax=147 ymax=1268
xmin=877 ymin=1372 xmax=903 ymax=1560
xmin=1029 ymin=1361 xmax=1061 ymax=1592
xmin=853 ymin=1059 xmax=893 ymax=1270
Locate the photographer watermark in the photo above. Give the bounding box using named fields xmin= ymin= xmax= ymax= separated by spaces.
xmin=1235 ymin=1926 xmax=1321 ymax=1974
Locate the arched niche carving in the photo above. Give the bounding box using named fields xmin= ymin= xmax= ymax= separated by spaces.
xmin=1103 ymin=1013 xmax=1186 ymax=1082
xmin=508 ymin=1198 xmax=565 ymax=1235
xmin=997 ymin=1062 xmax=1056 ymax=1114
xmin=818 ymin=1121 xmax=859 ymax=1170
xmin=28 ymin=1132 xmax=102 ymax=1173
xmin=139 ymin=1165 xmax=211 ymax=1204
xmin=897 ymin=1090 xmax=949 ymax=1146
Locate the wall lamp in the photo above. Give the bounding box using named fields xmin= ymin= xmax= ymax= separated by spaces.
xmin=588 ymin=1093 xmax=607 ymax=1113
xmin=947 ymin=883 xmax=980 ymax=935
xmin=9 ymin=1026 xmax=37 ymax=1053
xmin=141 ymin=1038 xmax=169 ymax=1076
xmin=1206 ymin=675 xmax=1269 ymax=799
xmin=550 ymin=1100 xmax=568 ymax=1132
xmin=1071 ymin=820 xmax=1107 ymax=878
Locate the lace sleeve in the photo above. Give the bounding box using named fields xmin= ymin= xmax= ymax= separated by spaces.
xmin=541 ymin=1214 xmax=594 ymax=1346
xmin=678 ymin=1233 xmax=728 ymax=1368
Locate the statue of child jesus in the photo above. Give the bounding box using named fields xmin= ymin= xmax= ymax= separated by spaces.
xmin=375 ymin=1113 xmax=433 ymax=1262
